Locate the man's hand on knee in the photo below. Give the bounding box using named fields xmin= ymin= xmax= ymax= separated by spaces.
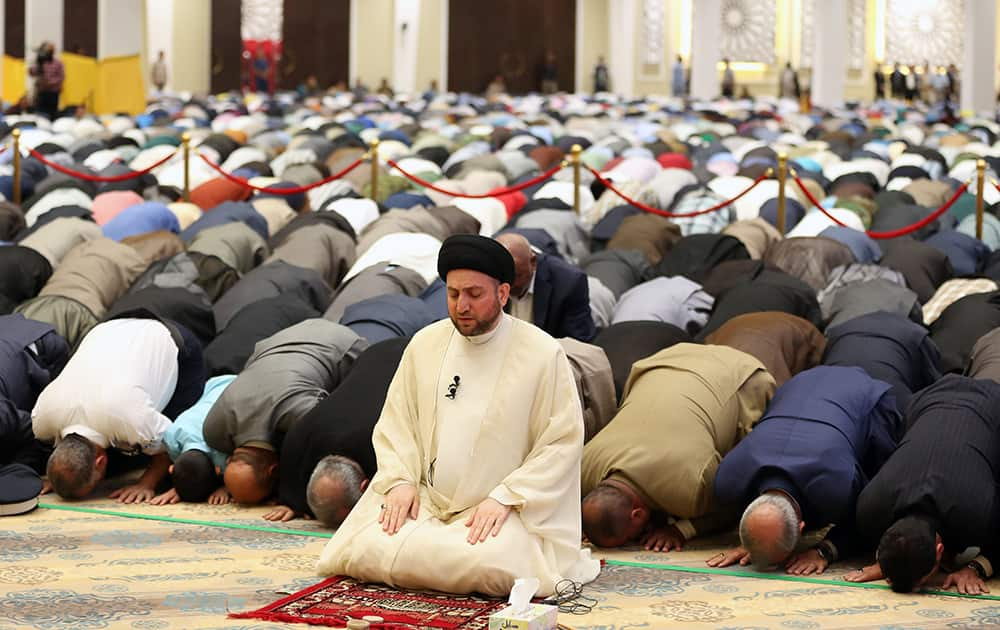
xmin=465 ymin=498 xmax=512 ymax=545
xmin=380 ymin=483 xmax=419 ymax=535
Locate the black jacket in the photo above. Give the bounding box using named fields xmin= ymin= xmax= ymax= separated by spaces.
xmin=856 ymin=375 xmax=1000 ymax=560
xmin=278 ymin=337 xmax=408 ymax=515
xmin=526 ymin=254 xmax=596 ymax=341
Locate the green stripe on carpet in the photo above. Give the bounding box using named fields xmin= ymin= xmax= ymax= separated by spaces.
xmin=37 ymin=502 xmax=330 ymax=538
xmin=37 ymin=503 xmax=1000 ymax=601
xmin=604 ymin=559 xmax=1000 ymax=600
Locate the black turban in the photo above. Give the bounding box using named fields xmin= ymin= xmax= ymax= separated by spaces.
xmin=437 ymin=235 xmax=515 ymax=285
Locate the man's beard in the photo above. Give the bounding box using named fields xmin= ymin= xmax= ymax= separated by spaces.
xmin=450 ymin=301 xmax=503 ymax=337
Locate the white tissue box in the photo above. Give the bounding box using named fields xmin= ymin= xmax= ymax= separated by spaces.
xmin=488 ymin=603 xmax=558 ymax=630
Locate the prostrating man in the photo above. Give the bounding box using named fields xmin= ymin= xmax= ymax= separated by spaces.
xmin=495 ymin=232 xmax=596 ymax=341
xmin=581 ymin=344 xmax=775 ymax=550
xmin=151 ymin=375 xmax=236 ymax=505
xmin=203 ymin=319 xmax=367 ymax=505
xmin=709 ymin=366 xmax=901 ymax=574
xmin=823 ymin=311 xmax=942 ymax=410
xmin=704 ymin=312 xmax=825 ymax=387
xmin=0 ymin=315 xmax=69 ymax=508
xmin=317 ymin=234 xmax=600 ymax=597
xmin=558 ymin=338 xmax=617 ymax=443
xmin=968 ymin=328 xmax=1000 ymax=383
xmin=32 ymin=317 xmax=202 ymax=502
xmin=593 ymin=321 xmax=692 ymax=402
xmin=847 ymin=375 xmax=1000 ymax=594
xmin=266 ymin=337 xmax=409 ymax=525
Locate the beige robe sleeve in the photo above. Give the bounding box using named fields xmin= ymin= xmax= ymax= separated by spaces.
xmin=369 ymin=343 xmax=425 ymax=495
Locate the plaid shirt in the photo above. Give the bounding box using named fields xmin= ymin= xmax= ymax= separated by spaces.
xmin=669 ymin=190 xmax=735 ymax=236
xmin=922 ymin=278 xmax=999 ymax=325
xmin=33 ymin=58 xmax=65 ymax=91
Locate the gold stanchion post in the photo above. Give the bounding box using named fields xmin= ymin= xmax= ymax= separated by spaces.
xmin=369 ymin=139 xmax=380 ymax=202
xmin=976 ymin=159 xmax=986 ymax=241
xmin=571 ymin=144 xmax=582 ymax=215
xmin=776 ymin=153 xmax=788 ymax=236
xmin=11 ymin=128 xmax=22 ymax=206
xmin=181 ymin=132 xmax=191 ymax=202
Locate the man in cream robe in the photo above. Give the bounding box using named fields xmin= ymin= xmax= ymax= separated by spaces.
xmin=317 ymin=234 xmax=600 ymax=596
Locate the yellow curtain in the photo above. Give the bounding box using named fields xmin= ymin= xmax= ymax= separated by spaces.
xmin=94 ymin=54 xmax=145 ymax=116
xmin=2 ymin=55 xmax=26 ymax=105
xmin=60 ymin=52 xmax=99 ymax=111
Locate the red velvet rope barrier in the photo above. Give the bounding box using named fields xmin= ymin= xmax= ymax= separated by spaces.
xmin=387 ymin=159 xmax=564 ymax=199
xmin=587 ymin=166 xmax=769 ymax=218
xmin=27 ymin=147 xmax=178 ymax=182
xmin=792 ymin=174 xmax=969 ymax=240
xmin=199 ymin=153 xmax=365 ymax=194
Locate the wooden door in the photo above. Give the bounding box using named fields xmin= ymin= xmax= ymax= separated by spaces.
xmin=210 ymin=0 xmax=243 ymax=93
xmin=280 ymin=0 xmax=350 ymax=91
xmin=447 ymin=0 xmax=575 ymax=94
xmin=4 ymin=0 xmax=25 ymax=58
xmin=63 ymin=0 xmax=98 ymax=57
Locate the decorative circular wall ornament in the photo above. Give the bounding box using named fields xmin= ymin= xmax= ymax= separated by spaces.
xmin=885 ymin=0 xmax=963 ymax=67
xmin=717 ymin=0 xmax=776 ymax=64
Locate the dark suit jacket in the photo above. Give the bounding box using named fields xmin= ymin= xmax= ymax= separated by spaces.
xmin=277 ymin=337 xmax=408 ymax=516
xmin=0 ymin=314 xmax=68 ymax=473
xmin=823 ymin=311 xmax=942 ymax=412
xmin=530 ymin=254 xmax=596 ymax=342
xmin=856 ymin=375 xmax=1000 ymax=559
xmin=716 ymin=366 xmax=901 ymax=553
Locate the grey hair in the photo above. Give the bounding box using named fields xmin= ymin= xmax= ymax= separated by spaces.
xmin=46 ymin=434 xmax=100 ymax=499
xmin=738 ymin=493 xmax=801 ymax=570
xmin=306 ymin=455 xmax=366 ymax=528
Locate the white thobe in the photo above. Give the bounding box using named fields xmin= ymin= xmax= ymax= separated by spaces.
xmin=31 ymin=319 xmax=179 ymax=455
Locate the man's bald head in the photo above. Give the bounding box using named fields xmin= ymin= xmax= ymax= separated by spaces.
xmin=581 ymin=484 xmax=649 ymax=548
xmin=495 ymin=233 xmax=537 ymax=298
xmin=224 ymin=447 xmax=278 ymax=504
xmin=739 ymin=493 xmax=803 ymax=570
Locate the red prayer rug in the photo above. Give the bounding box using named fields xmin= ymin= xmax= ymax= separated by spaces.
xmin=229 ymin=575 xmax=507 ymax=629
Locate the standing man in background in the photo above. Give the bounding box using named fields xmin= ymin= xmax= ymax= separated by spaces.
xmin=780 ymin=62 xmax=800 ymax=99
xmin=672 ymin=55 xmax=686 ymax=97
xmin=593 ymin=56 xmax=610 ymax=93
xmin=874 ymin=64 xmax=886 ymax=100
xmin=890 ymin=63 xmax=905 ymax=99
xmin=253 ymin=48 xmax=272 ymax=94
xmin=541 ymin=51 xmax=559 ymax=94
xmin=29 ymin=42 xmax=64 ymax=120
xmin=720 ymin=59 xmax=735 ymax=98
xmin=151 ymin=51 xmax=168 ymax=94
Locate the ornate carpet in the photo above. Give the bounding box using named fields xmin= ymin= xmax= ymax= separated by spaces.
xmin=230 ymin=576 xmax=506 ymax=628
xmin=1 ymin=494 xmax=999 ymax=629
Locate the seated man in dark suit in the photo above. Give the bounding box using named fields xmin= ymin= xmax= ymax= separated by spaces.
xmin=709 ymin=366 xmax=901 ymax=574
xmin=496 ymin=233 xmax=596 ymax=341
xmin=265 ymin=337 xmax=408 ymax=526
xmin=848 ymin=375 xmax=1000 ymax=595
